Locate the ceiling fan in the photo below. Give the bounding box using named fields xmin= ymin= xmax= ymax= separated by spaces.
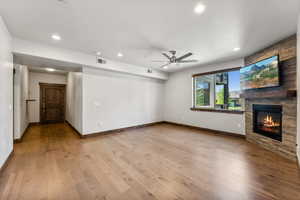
xmin=152 ymin=50 xmax=198 ymax=68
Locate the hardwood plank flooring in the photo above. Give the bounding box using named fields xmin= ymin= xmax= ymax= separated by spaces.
xmin=0 ymin=123 xmax=300 ymax=200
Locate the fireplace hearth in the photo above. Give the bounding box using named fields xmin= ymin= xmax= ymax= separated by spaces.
xmin=253 ymin=104 xmax=282 ymax=141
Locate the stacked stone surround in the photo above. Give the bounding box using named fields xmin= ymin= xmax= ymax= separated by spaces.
xmin=244 ymin=35 xmax=297 ymax=161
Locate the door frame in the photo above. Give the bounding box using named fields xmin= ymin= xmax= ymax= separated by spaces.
xmin=39 ymin=83 xmax=66 ymax=124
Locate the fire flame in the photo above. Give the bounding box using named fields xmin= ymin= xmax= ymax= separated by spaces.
xmin=263 ymin=115 xmax=280 ymax=128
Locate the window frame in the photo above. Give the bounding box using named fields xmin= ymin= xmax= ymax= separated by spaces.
xmin=192 ymin=67 xmax=244 ymax=114
xmin=193 ymin=74 xmax=215 ymax=108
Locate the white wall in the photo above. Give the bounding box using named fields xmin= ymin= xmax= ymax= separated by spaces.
xmin=82 ymin=68 xmax=165 ymax=135
xmin=28 ymin=72 xmax=67 ymax=123
xmin=0 ymin=17 xmax=13 ymax=168
xmin=13 ymin=65 xmax=29 ymax=139
xmin=66 ymin=72 xmax=83 ymax=133
xmin=297 ymin=13 xmax=300 ymax=164
xmin=164 ymin=59 xmax=245 ymax=135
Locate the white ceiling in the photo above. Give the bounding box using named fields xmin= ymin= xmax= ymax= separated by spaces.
xmin=1 ymin=0 xmax=299 ymax=72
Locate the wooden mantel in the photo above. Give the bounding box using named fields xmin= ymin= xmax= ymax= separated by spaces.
xmin=241 ymin=89 xmax=297 ymax=99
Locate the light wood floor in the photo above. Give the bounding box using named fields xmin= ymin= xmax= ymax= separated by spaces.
xmin=0 ymin=123 xmax=300 ymax=200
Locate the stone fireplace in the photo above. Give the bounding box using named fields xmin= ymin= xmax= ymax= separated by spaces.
xmin=253 ymin=104 xmax=282 ymax=142
xmin=243 ymin=35 xmax=297 ymax=161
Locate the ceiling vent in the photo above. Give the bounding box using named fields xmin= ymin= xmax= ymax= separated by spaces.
xmin=97 ymin=57 xmax=107 ymax=64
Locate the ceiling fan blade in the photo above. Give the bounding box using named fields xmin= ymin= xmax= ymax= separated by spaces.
xmin=162 ymin=53 xmax=172 ymax=61
xmin=177 ymin=59 xmax=198 ymax=63
xmin=160 ymin=62 xmax=171 ymax=68
xmin=175 ymin=52 xmax=193 ymax=62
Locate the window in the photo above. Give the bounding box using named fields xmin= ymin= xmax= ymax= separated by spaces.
xmin=228 ymin=70 xmax=242 ymax=110
xmin=193 ymin=68 xmax=243 ymax=112
xmin=194 ymin=75 xmax=214 ymax=107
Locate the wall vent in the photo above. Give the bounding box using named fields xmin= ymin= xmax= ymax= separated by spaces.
xmin=97 ymin=58 xmax=107 ymax=64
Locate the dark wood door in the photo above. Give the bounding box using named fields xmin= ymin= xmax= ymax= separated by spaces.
xmin=40 ymin=83 xmax=66 ymax=124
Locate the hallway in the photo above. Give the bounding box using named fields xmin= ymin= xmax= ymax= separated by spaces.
xmin=0 ymin=123 xmax=300 ymax=200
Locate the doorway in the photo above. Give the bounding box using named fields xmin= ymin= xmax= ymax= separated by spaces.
xmin=39 ymin=83 xmax=66 ymax=124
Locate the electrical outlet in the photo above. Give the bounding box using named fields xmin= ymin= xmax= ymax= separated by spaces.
xmin=181 ymin=116 xmax=185 ymax=121
xmin=97 ymin=122 xmax=102 ymax=128
xmin=94 ymin=101 xmax=101 ymax=107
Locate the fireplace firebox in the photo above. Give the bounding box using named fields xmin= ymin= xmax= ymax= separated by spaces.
xmin=253 ymin=104 xmax=282 ymax=141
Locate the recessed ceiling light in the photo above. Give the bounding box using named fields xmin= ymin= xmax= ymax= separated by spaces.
xmin=51 ymin=34 xmax=61 ymax=41
xmin=233 ymin=47 xmax=241 ymax=51
xmin=117 ymin=52 xmax=123 ymax=57
xmin=194 ymin=3 xmax=206 ymax=14
xmin=46 ymin=68 xmax=55 ymax=72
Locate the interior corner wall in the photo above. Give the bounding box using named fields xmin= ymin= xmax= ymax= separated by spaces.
xmin=81 ymin=68 xmax=165 ymax=135
xmin=163 ymin=59 xmax=245 ymax=135
xmin=66 ymin=72 xmax=83 ymax=134
xmin=297 ymin=13 xmax=300 ymax=164
xmin=28 ymin=72 xmax=67 ymax=123
xmin=0 ymin=16 xmax=13 ymax=168
xmin=13 ymin=64 xmax=29 ymax=139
